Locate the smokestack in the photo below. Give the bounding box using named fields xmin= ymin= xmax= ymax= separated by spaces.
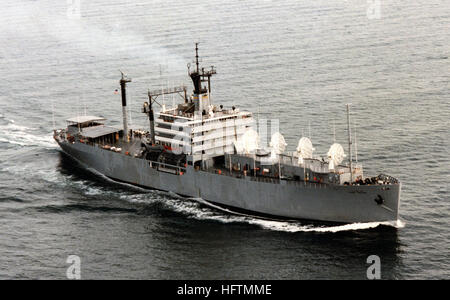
xmin=120 ymin=72 xmax=132 ymax=142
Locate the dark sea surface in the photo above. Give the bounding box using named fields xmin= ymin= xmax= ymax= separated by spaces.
xmin=0 ymin=0 xmax=449 ymax=279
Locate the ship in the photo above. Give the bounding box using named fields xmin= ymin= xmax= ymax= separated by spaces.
xmin=54 ymin=44 xmax=401 ymax=224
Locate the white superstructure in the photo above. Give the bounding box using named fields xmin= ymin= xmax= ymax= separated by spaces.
xmin=155 ymin=104 xmax=254 ymax=162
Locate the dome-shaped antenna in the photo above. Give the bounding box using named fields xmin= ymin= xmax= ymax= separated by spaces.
xmin=296 ymin=137 xmax=314 ymax=165
xmin=270 ymin=132 xmax=287 ymax=159
xmin=242 ymin=128 xmax=260 ymax=154
xmin=327 ymin=143 xmax=346 ymax=170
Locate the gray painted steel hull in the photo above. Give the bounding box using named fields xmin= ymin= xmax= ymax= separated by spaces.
xmin=57 ymin=140 xmax=401 ymax=223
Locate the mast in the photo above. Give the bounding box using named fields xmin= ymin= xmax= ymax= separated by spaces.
xmin=333 ymin=120 xmax=336 ymax=143
xmin=144 ymin=93 xmax=156 ymax=145
xmin=145 ymin=85 xmax=186 ymax=145
xmin=354 ymin=119 xmax=358 ymax=163
xmin=51 ymin=95 xmax=56 ymax=131
xmin=346 ymin=104 xmax=353 ymax=182
xmin=308 ymin=121 xmax=311 ymax=139
xmin=120 ymin=71 xmax=132 ymax=142
xmin=188 ymin=43 xmax=216 ymax=113
xmin=195 ymin=42 xmax=199 ymax=73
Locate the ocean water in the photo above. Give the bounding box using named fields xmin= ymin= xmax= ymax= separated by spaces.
xmin=0 ymin=0 xmax=449 ymax=279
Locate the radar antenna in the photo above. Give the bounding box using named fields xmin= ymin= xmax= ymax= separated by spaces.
xmin=241 ymin=128 xmax=260 ymax=154
xmin=270 ymin=132 xmax=287 ymax=158
xmin=296 ymin=137 xmax=314 ymax=165
xmin=327 ymin=143 xmax=346 ymax=171
xmin=188 ymin=43 xmax=217 ymax=112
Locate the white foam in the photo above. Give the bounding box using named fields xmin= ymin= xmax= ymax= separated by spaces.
xmin=36 ymin=169 xmax=59 ymax=184
xmin=247 ymin=219 xmax=404 ymax=233
xmin=189 ymin=198 xmax=403 ymax=232
xmin=122 ymin=194 xmax=157 ymax=205
xmin=83 ymin=186 xmax=107 ymax=196
xmin=154 ymin=196 xmax=404 ymax=232
xmin=0 ymin=122 xmax=56 ymax=149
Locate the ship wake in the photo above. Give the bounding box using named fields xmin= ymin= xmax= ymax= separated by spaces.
xmin=184 ymin=198 xmax=405 ymax=233
xmin=0 ymin=119 xmax=56 ymax=149
xmin=122 ymin=190 xmax=405 ymax=233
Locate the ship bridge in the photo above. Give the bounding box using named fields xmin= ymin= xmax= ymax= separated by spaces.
xmin=155 ymin=108 xmax=254 ymax=163
xmin=142 ymin=43 xmax=254 ymax=165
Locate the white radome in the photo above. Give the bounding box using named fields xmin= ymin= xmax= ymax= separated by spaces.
xmin=296 ymin=137 xmax=314 ymax=165
xmin=327 ymin=143 xmax=346 ymax=170
xmin=241 ymin=128 xmax=260 ymax=154
xmin=270 ymin=132 xmax=287 ymax=158
xmin=233 ymin=139 xmax=244 ymax=154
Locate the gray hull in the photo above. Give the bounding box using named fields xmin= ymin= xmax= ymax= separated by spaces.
xmin=57 ymin=141 xmax=401 ymax=223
